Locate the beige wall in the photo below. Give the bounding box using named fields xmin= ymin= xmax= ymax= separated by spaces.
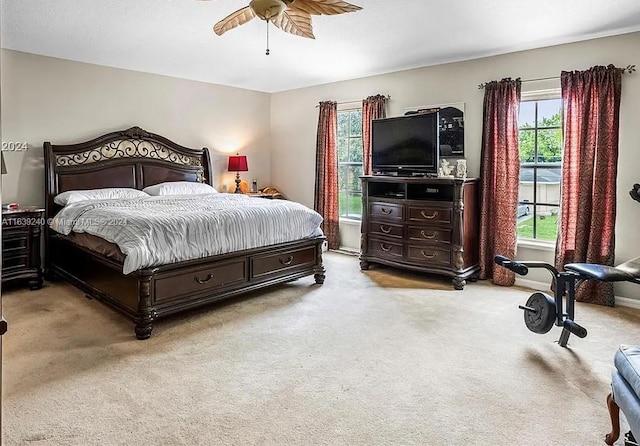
xmin=3 ymin=33 xmax=640 ymax=299
xmin=0 ymin=49 xmax=272 ymax=205
xmin=271 ymin=32 xmax=640 ymax=300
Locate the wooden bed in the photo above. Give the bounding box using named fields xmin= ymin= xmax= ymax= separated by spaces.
xmin=44 ymin=126 xmax=325 ymax=339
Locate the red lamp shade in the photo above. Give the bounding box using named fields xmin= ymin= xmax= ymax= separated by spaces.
xmin=228 ymin=155 xmax=248 ymax=172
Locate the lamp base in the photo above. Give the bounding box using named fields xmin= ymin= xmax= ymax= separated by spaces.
xmin=234 ymin=173 xmax=242 ymax=193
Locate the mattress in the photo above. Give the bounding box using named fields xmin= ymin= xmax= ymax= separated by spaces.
xmin=50 ymin=193 xmax=324 ymax=274
xmin=62 ymin=232 xmax=125 ymax=263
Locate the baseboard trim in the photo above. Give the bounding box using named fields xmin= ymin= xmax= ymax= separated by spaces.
xmin=514 ymin=278 xmax=549 ymax=292
xmin=515 ymin=278 xmax=640 ymax=309
xmin=616 ymin=296 xmax=640 ymax=310
xmin=332 ymin=248 xmax=360 ymax=257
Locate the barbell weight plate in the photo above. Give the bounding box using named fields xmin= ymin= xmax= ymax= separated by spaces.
xmin=522 ymin=292 xmax=556 ymax=334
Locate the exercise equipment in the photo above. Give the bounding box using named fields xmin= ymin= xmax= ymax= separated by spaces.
xmin=624 ymin=429 xmax=638 ymax=446
xmin=494 ymin=255 xmax=640 ymax=347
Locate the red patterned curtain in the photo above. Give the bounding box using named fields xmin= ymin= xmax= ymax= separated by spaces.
xmin=314 ymin=101 xmax=339 ymax=249
xmin=555 ymin=65 xmax=623 ymax=306
xmin=362 ymin=95 xmax=388 ymax=175
xmin=478 ymin=78 xmax=522 ymax=285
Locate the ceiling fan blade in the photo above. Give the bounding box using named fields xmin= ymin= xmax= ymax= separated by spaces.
xmin=213 ymin=6 xmax=257 ymax=36
xmin=288 ymin=0 xmax=362 ymax=15
xmin=272 ymin=9 xmax=315 ymax=39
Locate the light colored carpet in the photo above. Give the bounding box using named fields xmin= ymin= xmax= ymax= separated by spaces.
xmin=3 ymin=251 xmax=639 ymax=445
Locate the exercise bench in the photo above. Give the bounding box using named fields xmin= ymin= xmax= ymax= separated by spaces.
xmin=495 ymin=256 xmax=640 ymax=347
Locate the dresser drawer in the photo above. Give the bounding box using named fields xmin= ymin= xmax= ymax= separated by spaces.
xmin=369 ymin=202 xmax=403 ymax=221
xmin=368 ymin=238 xmax=403 ymax=259
xmin=154 ymin=260 xmax=247 ymax=302
xmin=2 ymin=224 xmax=30 ymax=236
xmin=251 ymin=246 xmax=316 ymax=280
xmin=407 ymin=206 xmax=452 ymax=224
xmin=407 ymin=226 xmax=451 ymax=244
xmin=2 ymin=234 xmax=29 ymax=255
xmin=368 ymin=221 xmax=403 ymax=239
xmin=406 ymin=245 xmax=451 ymax=266
xmin=2 ymin=255 xmax=29 ymax=273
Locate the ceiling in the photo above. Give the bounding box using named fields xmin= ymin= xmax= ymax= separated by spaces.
xmin=2 ymin=0 xmax=640 ymax=93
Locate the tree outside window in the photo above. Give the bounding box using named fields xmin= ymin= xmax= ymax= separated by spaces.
xmin=517 ymin=98 xmax=563 ymax=242
xmin=337 ymin=108 xmax=363 ymax=219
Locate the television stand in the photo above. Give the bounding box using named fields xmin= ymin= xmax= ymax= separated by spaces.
xmin=359 ymin=176 xmax=479 ymax=289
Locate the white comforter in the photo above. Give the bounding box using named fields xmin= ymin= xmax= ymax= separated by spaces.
xmin=50 ymin=194 xmax=324 ymax=274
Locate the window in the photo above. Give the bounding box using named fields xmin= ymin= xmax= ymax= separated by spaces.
xmin=517 ymin=96 xmax=563 ymax=242
xmin=337 ymin=108 xmax=363 ymax=220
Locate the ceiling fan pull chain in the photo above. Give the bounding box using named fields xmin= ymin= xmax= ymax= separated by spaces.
xmin=265 ymin=20 xmax=270 ymax=56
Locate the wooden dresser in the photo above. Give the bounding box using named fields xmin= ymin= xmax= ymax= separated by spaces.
xmin=2 ymin=207 xmax=44 ymax=290
xmin=360 ymin=176 xmax=479 ymax=289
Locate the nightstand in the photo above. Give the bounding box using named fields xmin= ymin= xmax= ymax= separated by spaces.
xmin=2 ymin=207 xmax=44 ymax=290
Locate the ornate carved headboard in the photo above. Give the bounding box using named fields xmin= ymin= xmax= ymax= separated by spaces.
xmin=44 ymin=126 xmax=211 ymax=221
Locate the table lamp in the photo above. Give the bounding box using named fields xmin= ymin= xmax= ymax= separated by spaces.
xmin=228 ymin=154 xmax=248 ymax=193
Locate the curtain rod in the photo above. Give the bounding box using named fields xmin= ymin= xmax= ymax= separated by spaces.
xmin=315 ymin=95 xmax=390 ymax=108
xmin=477 ymin=64 xmax=636 ymax=89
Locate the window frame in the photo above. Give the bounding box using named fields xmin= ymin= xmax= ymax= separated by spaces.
xmin=517 ymin=89 xmax=563 ymax=246
xmin=337 ymin=103 xmax=364 ymax=221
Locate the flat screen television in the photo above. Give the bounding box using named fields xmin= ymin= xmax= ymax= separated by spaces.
xmin=371 ymin=111 xmax=439 ymax=176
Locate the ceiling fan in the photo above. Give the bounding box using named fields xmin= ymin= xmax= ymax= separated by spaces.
xmin=197 ymin=0 xmax=362 ymax=54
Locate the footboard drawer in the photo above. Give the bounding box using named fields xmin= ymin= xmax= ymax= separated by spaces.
xmin=251 ymin=246 xmax=317 ymax=280
xmin=154 ymin=260 xmax=247 ymax=302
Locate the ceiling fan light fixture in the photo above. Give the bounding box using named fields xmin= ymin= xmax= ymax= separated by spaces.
xmin=249 ymin=0 xmax=286 ymax=21
xmin=208 ymin=0 xmax=363 ymax=54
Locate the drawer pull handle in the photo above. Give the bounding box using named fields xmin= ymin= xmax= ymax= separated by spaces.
xmin=195 ymin=273 xmax=214 ymax=284
xmin=380 ymin=225 xmax=392 ymax=234
xmin=380 ymin=243 xmax=392 ymax=252
xmin=420 ymin=210 xmax=439 ymax=220
xmin=420 ymin=230 xmax=437 ymax=239
xmin=280 ymin=256 xmax=294 ymax=266
xmin=381 ymin=208 xmax=393 ymax=215
xmin=421 ymin=250 xmax=438 ymax=259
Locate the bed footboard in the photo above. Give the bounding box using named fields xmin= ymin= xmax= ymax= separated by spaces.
xmin=50 ymin=235 xmax=325 ymax=339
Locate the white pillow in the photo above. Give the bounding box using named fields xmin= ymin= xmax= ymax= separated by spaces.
xmin=54 ymin=188 xmax=149 ymax=206
xmin=142 ymin=181 xmax=218 ymax=196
